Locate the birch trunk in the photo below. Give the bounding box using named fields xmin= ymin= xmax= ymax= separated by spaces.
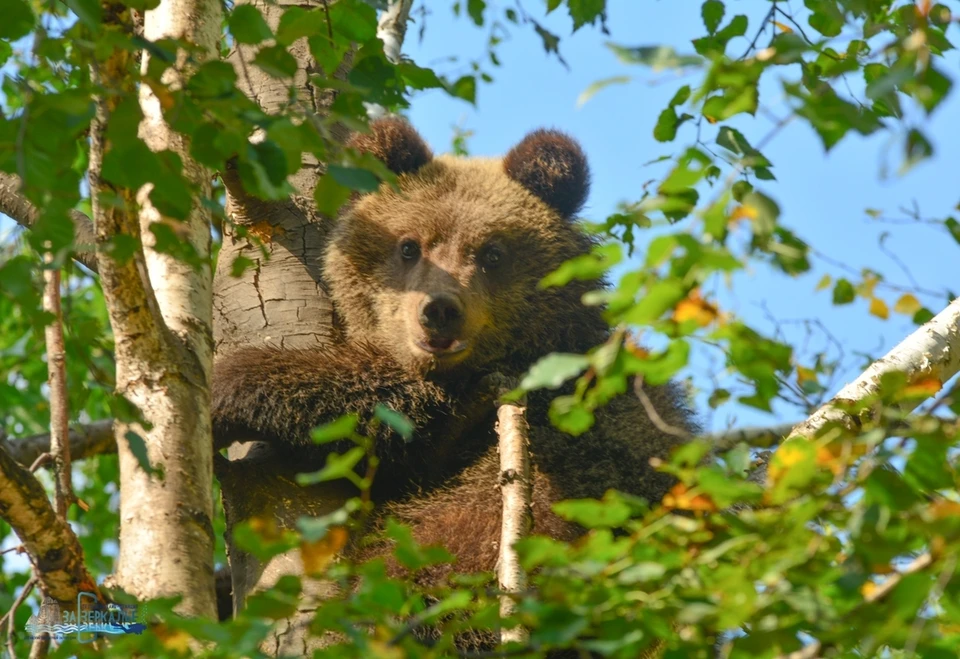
xmin=89 ymin=0 xmax=220 ymax=618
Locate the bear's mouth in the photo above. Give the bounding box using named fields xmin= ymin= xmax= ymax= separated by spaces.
xmin=416 ymin=337 xmax=470 ymax=356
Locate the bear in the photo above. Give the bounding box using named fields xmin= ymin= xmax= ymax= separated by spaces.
xmin=211 ymin=118 xmax=698 ymax=652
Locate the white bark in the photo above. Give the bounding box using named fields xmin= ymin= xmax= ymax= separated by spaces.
xmin=378 ymin=0 xmax=413 ymax=64
xmin=97 ymin=0 xmax=221 ymax=619
xmin=495 ymin=384 xmax=532 ymax=646
xmin=787 ymin=297 xmax=960 ymax=442
xmin=367 ymin=0 xmax=414 ymax=120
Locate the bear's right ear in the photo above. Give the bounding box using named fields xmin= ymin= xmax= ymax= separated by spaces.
xmin=347 ymin=118 xmax=433 ymax=176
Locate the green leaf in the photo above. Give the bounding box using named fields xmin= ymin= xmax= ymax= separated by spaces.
xmin=832 ymin=278 xmax=855 ymax=305
xmin=328 ymin=164 xmax=380 ymax=192
xmin=520 ymin=353 xmax=591 ymax=391
xmin=0 ymin=0 xmax=35 ymax=39
xmin=446 ymin=75 xmax=477 ymax=104
xmin=275 ymin=7 xmax=327 ymax=46
xmin=692 ymin=14 xmax=747 ymax=56
xmin=466 ymin=0 xmax=485 ymax=26
xmin=567 ymin=0 xmax=606 ymax=31
xmin=65 ymin=0 xmax=101 ymax=30
xmin=540 ymin=243 xmax=621 ymax=288
xmin=653 ymin=108 xmax=678 ymax=142
xmin=311 ymin=414 xmax=359 ymax=444
xmin=623 ymin=281 xmax=687 ymax=325
xmin=806 ymin=0 xmax=844 ymax=37
xmin=253 ymin=45 xmax=298 ymax=78
xmin=577 ymin=75 xmax=631 ymax=108
xmin=607 ymin=44 xmax=703 ymax=71
xmin=314 ymin=173 xmax=352 ymax=217
xmin=901 ymin=128 xmax=933 ymax=175
xmin=701 ymin=0 xmax=724 ymax=34
xmin=124 ymin=431 xmax=156 ymax=476
xmin=945 ymin=217 xmax=960 ymax=245
xmin=373 ymin=404 xmax=414 ymax=440
xmin=549 ymin=395 xmax=595 ymax=435
xmin=296 ymin=446 xmax=365 ymax=485
xmin=553 ymin=495 xmax=633 ymax=528
xmin=229 ymin=5 xmax=274 ymax=45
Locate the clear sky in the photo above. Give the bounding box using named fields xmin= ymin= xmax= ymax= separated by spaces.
xmin=401 ymin=0 xmax=958 ymax=432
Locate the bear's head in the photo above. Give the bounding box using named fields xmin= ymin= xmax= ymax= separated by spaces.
xmin=324 ymin=118 xmax=608 ymax=377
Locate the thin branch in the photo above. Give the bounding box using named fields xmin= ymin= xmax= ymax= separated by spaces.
xmin=0 ymin=172 xmax=99 ymax=273
xmin=493 ymin=375 xmax=532 ymax=646
xmin=778 ymin=553 xmax=935 ymax=659
xmin=0 ymin=443 xmax=100 ymax=603
xmin=3 ymin=419 xmax=116 ymax=468
xmin=633 ymin=376 xmax=691 ymax=438
xmin=42 ymin=261 xmax=73 ymax=517
xmin=2 ymin=576 xmax=35 ymax=658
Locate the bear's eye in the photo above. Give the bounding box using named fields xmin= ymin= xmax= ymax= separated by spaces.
xmin=481 ymin=246 xmax=504 ymax=271
xmin=400 ymin=240 xmax=421 ymax=262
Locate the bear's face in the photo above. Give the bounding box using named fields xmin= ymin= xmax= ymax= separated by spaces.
xmin=325 ymin=120 xmax=603 ymax=377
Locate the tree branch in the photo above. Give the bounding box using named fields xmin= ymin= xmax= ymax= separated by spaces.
xmin=494 ymin=376 xmax=532 ymax=646
xmin=786 ymin=296 xmax=960 ymax=443
xmin=0 ymin=172 xmax=99 ymax=273
xmin=42 ymin=262 xmax=73 ymax=517
xmin=2 ymin=419 xmax=116 ymax=468
xmin=0 ymin=442 xmax=100 ymax=603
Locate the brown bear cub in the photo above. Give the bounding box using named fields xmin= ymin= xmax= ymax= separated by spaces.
xmin=211 ymin=119 xmax=697 ymax=586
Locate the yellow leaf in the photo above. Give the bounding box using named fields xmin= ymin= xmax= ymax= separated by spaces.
xmin=815 ymin=274 xmax=832 ymax=291
xmin=673 ymin=290 xmax=720 ymax=327
xmin=773 ymin=20 xmax=794 ymax=33
xmin=730 ymin=204 xmax=758 ymax=224
xmin=796 ymin=365 xmax=819 ymax=387
xmin=662 ymin=483 xmax=717 ymax=512
xmin=300 ymin=526 xmax=349 ymax=576
xmin=903 ymin=376 xmax=942 ymax=398
xmin=858 ymin=274 xmax=880 ymax=298
xmin=869 ymin=297 xmax=889 ymax=320
xmin=154 ymin=623 xmax=192 ymax=654
xmin=860 ymin=581 xmax=878 ymax=598
xmin=894 ymin=293 xmax=922 ymax=315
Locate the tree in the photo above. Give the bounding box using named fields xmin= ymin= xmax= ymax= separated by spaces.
xmin=1 ymin=1 xmax=958 ymax=657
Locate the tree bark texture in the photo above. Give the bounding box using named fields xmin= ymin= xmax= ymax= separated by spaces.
xmin=213 ymin=0 xmax=357 ymax=650
xmin=88 ymin=0 xmax=219 ymax=618
xmin=786 ymin=296 xmax=960 ymax=444
xmin=494 ymin=382 xmax=532 ymax=646
xmin=0 ymin=444 xmax=99 ymax=604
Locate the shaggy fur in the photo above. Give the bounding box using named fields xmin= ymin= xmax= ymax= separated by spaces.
xmin=212 ymin=119 xmax=697 ymax=653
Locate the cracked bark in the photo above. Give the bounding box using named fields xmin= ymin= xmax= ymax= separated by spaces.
xmin=213 ymin=0 xmax=359 ymax=652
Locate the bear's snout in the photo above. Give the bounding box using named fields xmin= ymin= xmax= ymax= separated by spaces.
xmin=418 ymin=293 xmax=465 ymax=341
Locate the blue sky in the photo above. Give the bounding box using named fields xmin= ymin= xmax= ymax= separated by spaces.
xmin=401 ymin=0 xmax=958 ymax=432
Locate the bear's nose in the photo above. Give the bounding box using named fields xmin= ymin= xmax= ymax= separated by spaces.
xmin=419 ymin=294 xmax=465 ymax=336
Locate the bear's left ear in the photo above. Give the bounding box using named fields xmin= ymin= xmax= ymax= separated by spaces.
xmin=347 ymin=118 xmax=433 ymax=176
xmin=503 ymin=129 xmax=590 ymax=219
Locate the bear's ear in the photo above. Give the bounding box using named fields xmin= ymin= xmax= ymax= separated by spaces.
xmin=503 ymin=129 xmax=590 ymax=219
xmin=347 ymin=118 xmax=433 ymax=176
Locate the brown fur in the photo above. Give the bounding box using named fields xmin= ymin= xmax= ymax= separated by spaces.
xmin=212 ymin=119 xmax=697 ymax=653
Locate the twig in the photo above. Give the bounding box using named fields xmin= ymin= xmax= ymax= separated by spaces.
xmin=42 ymin=260 xmax=73 ymax=518
xmin=493 ymin=376 xmax=532 ymax=646
xmin=2 ymin=576 xmax=36 ymax=658
xmin=29 ymin=453 xmax=52 ymax=473
xmin=633 ymin=376 xmax=691 ymax=438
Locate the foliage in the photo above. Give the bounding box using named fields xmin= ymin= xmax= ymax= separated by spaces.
xmin=1 ymin=1 xmax=959 ymax=658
